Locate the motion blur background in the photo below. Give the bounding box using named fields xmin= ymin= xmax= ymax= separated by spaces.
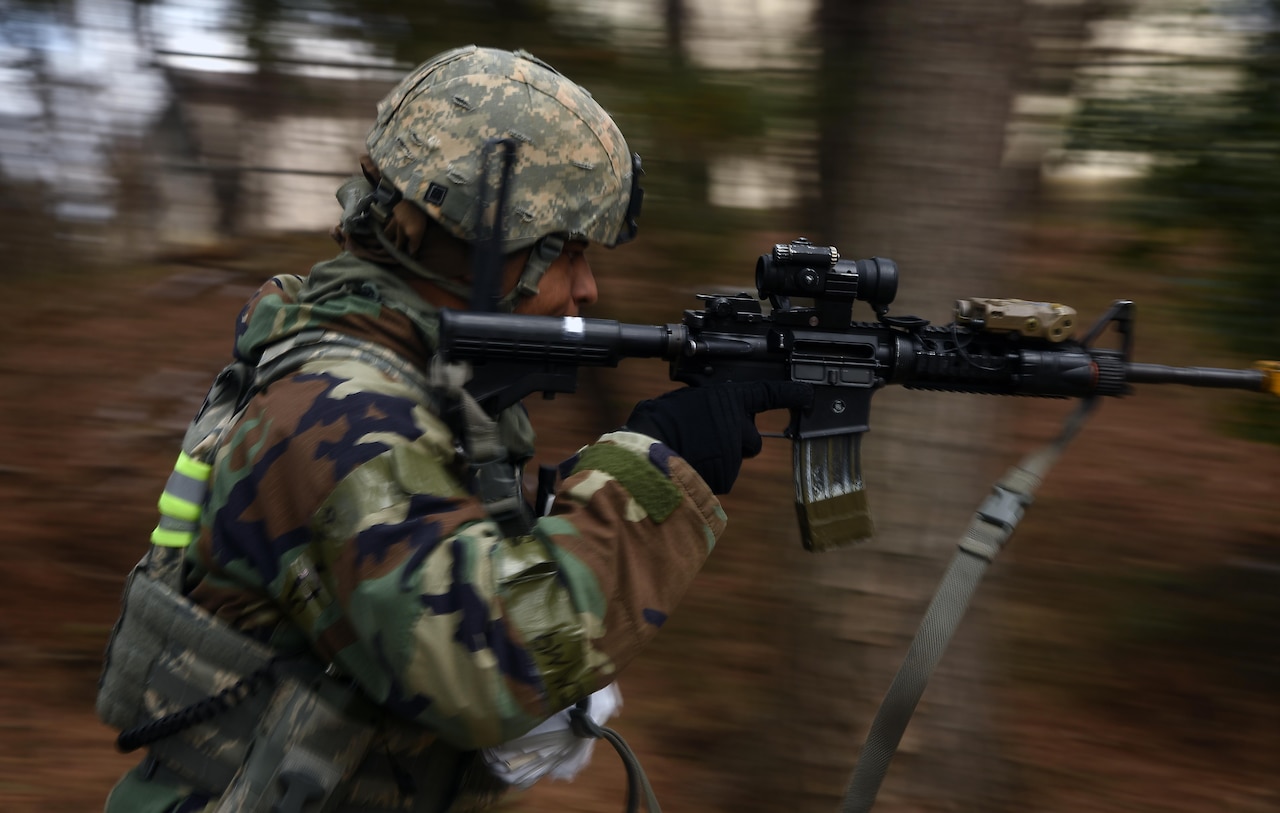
xmin=0 ymin=0 xmax=1277 ymax=811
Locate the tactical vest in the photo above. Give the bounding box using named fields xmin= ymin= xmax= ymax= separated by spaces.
xmin=97 ymin=327 xmax=526 ymax=813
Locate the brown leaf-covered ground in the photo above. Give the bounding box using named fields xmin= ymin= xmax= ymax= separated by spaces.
xmin=1 ymin=223 xmax=1275 ymax=812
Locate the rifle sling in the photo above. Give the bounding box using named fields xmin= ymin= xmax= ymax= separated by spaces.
xmin=839 ymin=398 xmax=1098 ymax=813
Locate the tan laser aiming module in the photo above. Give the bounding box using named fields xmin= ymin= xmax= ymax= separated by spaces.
xmin=954 ymin=298 xmax=1077 ymax=342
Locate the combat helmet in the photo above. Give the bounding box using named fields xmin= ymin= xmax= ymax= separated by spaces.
xmin=363 ymin=45 xmax=643 ymax=308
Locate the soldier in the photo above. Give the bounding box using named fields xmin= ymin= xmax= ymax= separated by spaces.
xmin=98 ymin=45 xmax=810 ymax=813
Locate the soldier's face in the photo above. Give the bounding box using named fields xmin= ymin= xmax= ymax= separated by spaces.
xmin=513 ymin=240 xmax=597 ymax=317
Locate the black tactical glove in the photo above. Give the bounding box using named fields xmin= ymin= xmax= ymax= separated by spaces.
xmin=624 ymin=380 xmax=813 ymax=494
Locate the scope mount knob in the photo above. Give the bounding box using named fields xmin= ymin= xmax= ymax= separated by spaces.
xmin=882 ymin=314 xmax=930 ymax=331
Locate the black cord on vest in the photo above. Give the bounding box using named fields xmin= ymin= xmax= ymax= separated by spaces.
xmin=116 ymin=658 xmax=280 ymax=753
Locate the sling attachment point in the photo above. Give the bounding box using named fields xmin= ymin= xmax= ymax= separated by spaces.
xmin=430 ymin=355 xmax=537 ymax=537
xmin=840 ymin=398 xmax=1098 ymax=813
xmin=570 ymin=697 xmax=662 ymax=813
xmin=274 ymin=771 xmax=324 ymax=813
xmin=273 ymin=748 xmax=336 ymax=813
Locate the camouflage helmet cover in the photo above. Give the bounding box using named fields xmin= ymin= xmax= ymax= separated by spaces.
xmin=367 ymin=45 xmax=639 ymax=254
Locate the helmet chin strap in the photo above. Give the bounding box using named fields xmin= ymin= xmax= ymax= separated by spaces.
xmin=337 ymin=175 xmax=476 ymax=303
xmin=339 ymin=169 xmax=567 ymax=313
xmin=498 ymin=234 xmax=565 ymax=311
xmin=369 ymin=203 xmax=564 ymax=313
xmin=371 ymin=227 xmax=474 ymax=301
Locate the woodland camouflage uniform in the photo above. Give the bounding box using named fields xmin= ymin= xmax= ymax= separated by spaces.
xmin=105 ymin=254 xmax=726 ymax=812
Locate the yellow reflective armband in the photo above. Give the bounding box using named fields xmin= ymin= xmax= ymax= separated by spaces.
xmin=149 ymin=452 xmax=213 ymax=548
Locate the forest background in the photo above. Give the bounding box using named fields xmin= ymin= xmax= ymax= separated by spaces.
xmin=0 ymin=0 xmax=1276 ymax=811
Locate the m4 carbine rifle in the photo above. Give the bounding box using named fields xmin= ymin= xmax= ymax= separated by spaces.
xmin=439 ymin=237 xmax=1279 ymax=552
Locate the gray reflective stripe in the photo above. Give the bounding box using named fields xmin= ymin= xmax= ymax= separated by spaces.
xmin=162 ymin=468 xmax=208 ymax=508
xmin=155 ymin=514 xmax=198 ymax=533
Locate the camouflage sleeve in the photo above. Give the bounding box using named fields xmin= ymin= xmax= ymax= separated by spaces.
xmin=198 ymin=357 xmax=725 ymax=751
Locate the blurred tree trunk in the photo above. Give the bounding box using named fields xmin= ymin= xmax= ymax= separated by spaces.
xmin=777 ymin=1 xmax=1028 ymax=811
xmin=665 ymin=0 xmax=687 ymax=67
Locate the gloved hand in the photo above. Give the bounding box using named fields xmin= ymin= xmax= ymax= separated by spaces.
xmin=624 ymin=380 xmax=813 ymax=494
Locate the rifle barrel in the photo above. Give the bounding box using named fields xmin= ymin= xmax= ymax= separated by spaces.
xmin=1125 ymin=362 xmax=1267 ymax=392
